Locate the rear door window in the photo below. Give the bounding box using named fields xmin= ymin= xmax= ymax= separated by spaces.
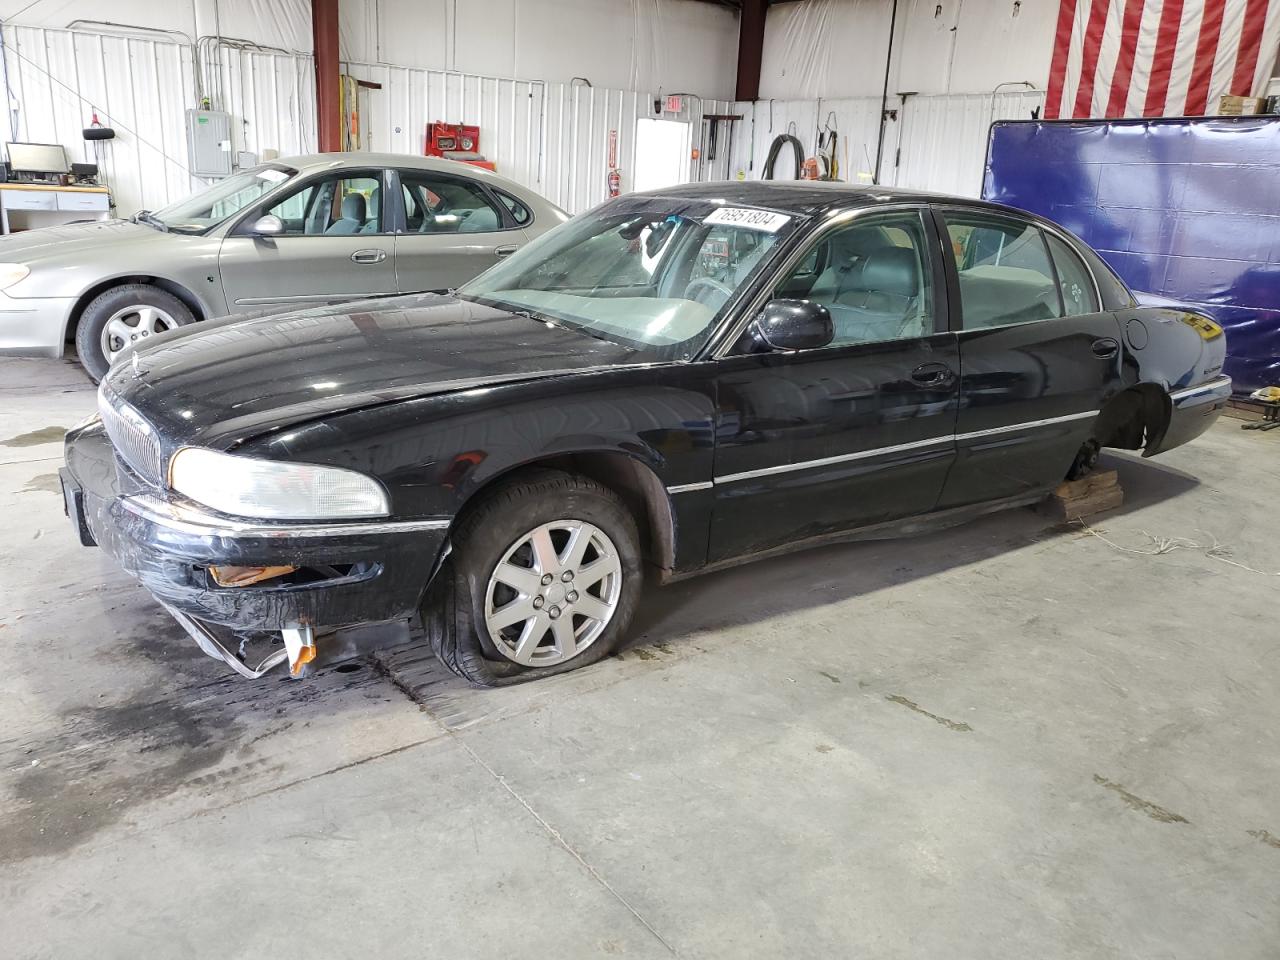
xmin=401 ymin=173 xmax=506 ymax=234
xmin=944 ymin=214 xmax=1063 ymax=329
xmin=1045 ymin=233 xmax=1101 ymax=316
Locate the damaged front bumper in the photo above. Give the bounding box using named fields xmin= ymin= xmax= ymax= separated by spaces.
xmin=62 ymin=420 xmax=450 ymax=677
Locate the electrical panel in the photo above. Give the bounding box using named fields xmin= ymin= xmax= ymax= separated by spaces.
xmin=185 ymin=109 xmax=233 ymax=178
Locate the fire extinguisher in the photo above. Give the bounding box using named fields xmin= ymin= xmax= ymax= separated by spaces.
xmin=608 ymin=168 xmax=621 ymax=198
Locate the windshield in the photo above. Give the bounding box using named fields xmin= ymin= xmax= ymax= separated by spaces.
xmin=150 ymin=164 xmax=298 ymax=234
xmin=456 ymin=197 xmax=799 ymax=359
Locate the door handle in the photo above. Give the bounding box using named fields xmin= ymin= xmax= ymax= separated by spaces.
xmin=1091 ymin=337 xmax=1119 ymax=359
xmin=494 ymin=244 xmax=520 ymax=258
xmin=910 ymin=362 xmax=955 ymax=387
xmin=351 ymin=248 xmax=387 ymax=264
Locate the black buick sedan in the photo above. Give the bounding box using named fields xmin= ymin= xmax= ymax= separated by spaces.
xmin=61 ymin=183 xmax=1230 ymax=685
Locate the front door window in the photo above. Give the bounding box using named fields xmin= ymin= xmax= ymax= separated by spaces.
xmin=770 ymin=211 xmax=936 ymax=346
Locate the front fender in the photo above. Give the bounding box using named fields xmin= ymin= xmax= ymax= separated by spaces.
xmin=239 ymin=365 xmax=719 ymax=521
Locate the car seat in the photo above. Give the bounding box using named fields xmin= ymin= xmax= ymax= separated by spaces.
xmin=827 ymin=247 xmax=924 ymax=343
xmin=359 ymin=187 xmax=380 ymax=233
xmin=457 ymin=204 xmax=500 ymax=233
xmin=325 ymin=194 xmax=367 ymax=235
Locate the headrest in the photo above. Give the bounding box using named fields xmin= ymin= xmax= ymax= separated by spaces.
xmin=366 ymin=186 xmax=379 ymax=216
xmin=851 ymin=247 xmax=918 ymax=299
xmin=341 ymin=193 xmax=366 ymax=221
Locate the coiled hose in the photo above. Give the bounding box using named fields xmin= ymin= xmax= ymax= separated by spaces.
xmin=762 ymin=134 xmax=805 ymax=180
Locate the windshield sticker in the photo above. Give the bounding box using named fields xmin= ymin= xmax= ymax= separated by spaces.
xmin=256 ymin=169 xmax=289 ymax=182
xmin=703 ymin=207 xmax=791 ymax=232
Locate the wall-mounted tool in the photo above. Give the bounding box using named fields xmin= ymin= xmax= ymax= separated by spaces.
xmin=700 ymin=113 xmax=742 ymax=181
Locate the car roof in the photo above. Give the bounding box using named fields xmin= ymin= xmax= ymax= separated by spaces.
xmin=276 ymin=151 xmax=532 ymax=192
xmin=633 ymin=180 xmax=1035 ymax=220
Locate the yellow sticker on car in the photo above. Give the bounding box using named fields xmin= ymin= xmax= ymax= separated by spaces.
xmin=1181 ymin=314 xmax=1223 ymax=341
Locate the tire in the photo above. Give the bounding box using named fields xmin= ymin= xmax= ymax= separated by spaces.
xmin=425 ymin=469 xmax=643 ymax=687
xmin=75 ymin=284 xmax=194 ymax=382
xmin=1066 ymin=438 xmax=1101 ymax=480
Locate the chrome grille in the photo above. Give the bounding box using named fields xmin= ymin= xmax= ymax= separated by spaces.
xmin=98 ymin=386 xmax=164 ymax=484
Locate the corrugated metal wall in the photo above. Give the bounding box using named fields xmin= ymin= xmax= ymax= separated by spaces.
xmin=541 ymin=86 xmax=731 ymax=214
xmin=0 ymin=24 xmax=1044 ymax=218
xmin=894 ymin=91 xmax=1046 ymax=196
xmin=340 ymin=62 xmax=545 ymax=192
xmin=728 ymin=97 xmax=881 ymax=182
xmin=725 ymin=90 xmax=1045 ymax=197
xmin=0 ymin=25 xmax=316 ymax=217
xmin=209 ymin=45 xmax=318 ymax=169
xmin=342 ymin=60 xmax=730 ymax=214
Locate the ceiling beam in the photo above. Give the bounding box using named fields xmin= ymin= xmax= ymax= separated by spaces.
xmin=735 ymin=0 xmax=768 ymax=101
xmin=312 ymin=0 xmax=341 ymax=152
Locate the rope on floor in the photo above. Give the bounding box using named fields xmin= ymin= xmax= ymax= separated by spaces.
xmin=1073 ymin=520 xmax=1279 ymax=576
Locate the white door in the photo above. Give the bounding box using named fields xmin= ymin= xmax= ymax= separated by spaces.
xmin=634 ymin=118 xmax=692 ymax=193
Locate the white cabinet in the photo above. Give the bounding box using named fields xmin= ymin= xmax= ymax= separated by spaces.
xmin=3 ymin=191 xmax=56 ymax=211
xmin=55 ymin=192 xmax=109 ymax=212
xmin=0 ymin=187 xmax=112 ymax=233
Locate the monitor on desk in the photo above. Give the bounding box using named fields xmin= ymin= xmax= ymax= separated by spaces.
xmin=6 ymin=142 xmax=70 ymax=176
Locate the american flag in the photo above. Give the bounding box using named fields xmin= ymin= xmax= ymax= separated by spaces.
xmin=1045 ymin=0 xmax=1280 ymax=119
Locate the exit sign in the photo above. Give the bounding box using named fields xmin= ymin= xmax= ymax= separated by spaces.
xmin=664 ymin=95 xmax=683 ymax=113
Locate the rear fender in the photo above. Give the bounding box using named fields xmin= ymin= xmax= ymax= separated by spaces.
xmin=1120 ymin=306 xmax=1226 ymax=391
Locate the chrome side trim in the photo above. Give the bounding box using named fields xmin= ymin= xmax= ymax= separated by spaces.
xmin=715 ymin=435 xmax=954 ymax=485
xmin=122 ymin=494 xmax=450 ymax=539
xmin=1168 ymin=375 xmax=1231 ymax=402
xmin=954 ymin=410 xmax=1098 ymax=442
xmin=666 ymin=481 xmax=714 ymax=494
xmin=233 ymin=295 xmax=335 ymax=305
xmin=712 ymin=409 xmax=1101 ymax=486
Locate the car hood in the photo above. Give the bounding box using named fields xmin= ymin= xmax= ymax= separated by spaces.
xmin=102 ymin=293 xmax=648 ymax=449
xmin=0 ymin=219 xmax=169 ymax=260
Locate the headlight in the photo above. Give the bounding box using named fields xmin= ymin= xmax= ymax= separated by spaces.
xmin=169 ymin=447 xmax=389 ymax=520
xmin=0 ymin=263 xmax=30 ymax=291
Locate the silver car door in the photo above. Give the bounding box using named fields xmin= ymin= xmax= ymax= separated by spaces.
xmin=392 ymin=169 xmax=528 ymax=293
xmin=218 ymin=169 xmax=397 ymax=311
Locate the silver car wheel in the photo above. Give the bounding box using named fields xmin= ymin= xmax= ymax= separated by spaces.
xmin=100 ymin=305 xmax=177 ymax=362
xmin=483 ymin=519 xmax=623 ymax=667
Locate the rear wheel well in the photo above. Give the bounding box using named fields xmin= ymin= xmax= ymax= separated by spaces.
xmin=1095 ymin=384 xmax=1171 ymax=453
xmin=456 ymin=454 xmax=676 ymax=574
xmin=66 ymin=277 xmax=206 ymax=343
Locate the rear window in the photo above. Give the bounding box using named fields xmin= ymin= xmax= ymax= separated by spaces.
xmin=1077 ymin=241 xmax=1136 ymax=309
xmin=496 ymin=190 xmax=532 ymax=226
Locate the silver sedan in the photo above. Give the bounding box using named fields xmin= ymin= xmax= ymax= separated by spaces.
xmin=0 ymin=152 xmax=567 ymax=380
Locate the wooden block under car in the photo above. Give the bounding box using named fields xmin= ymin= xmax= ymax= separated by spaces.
xmin=1039 ymin=469 xmax=1123 ymax=521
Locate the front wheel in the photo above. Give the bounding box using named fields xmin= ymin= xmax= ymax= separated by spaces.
xmin=425 ymin=470 xmax=643 ymax=686
xmin=75 ymin=284 xmax=194 ymax=381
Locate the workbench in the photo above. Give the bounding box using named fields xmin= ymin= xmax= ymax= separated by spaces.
xmin=0 ymin=183 xmax=112 ymax=234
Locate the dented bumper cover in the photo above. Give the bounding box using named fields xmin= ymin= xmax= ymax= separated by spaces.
xmin=62 ymin=419 xmax=449 ymax=635
xmin=1148 ymin=375 xmax=1233 ymax=456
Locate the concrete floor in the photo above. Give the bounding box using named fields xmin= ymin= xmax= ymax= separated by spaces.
xmin=1 ymin=355 xmax=1278 ymax=959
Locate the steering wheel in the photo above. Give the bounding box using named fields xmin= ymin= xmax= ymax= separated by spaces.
xmin=684 ymin=277 xmax=736 ymax=308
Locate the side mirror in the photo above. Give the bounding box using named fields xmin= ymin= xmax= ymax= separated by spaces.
xmin=250 ymin=214 xmax=284 ymax=237
xmin=751 ymin=299 xmax=833 ymax=352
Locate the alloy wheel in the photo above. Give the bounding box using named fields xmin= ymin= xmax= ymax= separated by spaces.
xmin=100 ymin=305 xmax=177 ymax=362
xmin=483 ymin=519 xmax=623 ymax=666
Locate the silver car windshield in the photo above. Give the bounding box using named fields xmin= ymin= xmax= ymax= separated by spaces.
xmin=456 ymin=198 xmax=797 ymax=359
xmin=150 ymin=164 xmax=298 ymax=233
